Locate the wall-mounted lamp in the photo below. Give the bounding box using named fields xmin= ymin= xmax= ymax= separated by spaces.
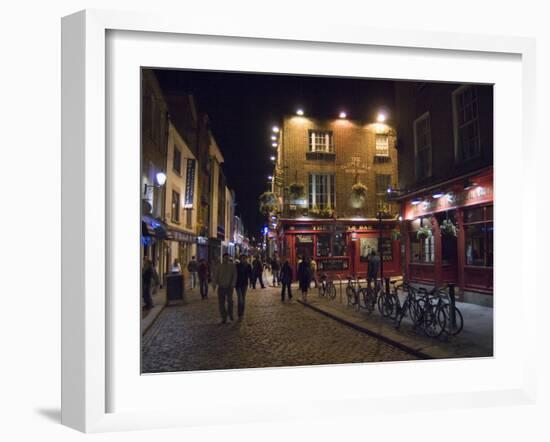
xmin=143 ymin=172 xmax=167 ymax=195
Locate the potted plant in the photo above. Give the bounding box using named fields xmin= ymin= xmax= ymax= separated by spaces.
xmin=319 ymin=207 xmax=334 ymax=218
xmin=308 ymin=205 xmax=320 ymax=217
xmin=417 ymin=225 xmax=433 ymax=240
xmin=440 ymin=219 xmax=458 ymax=237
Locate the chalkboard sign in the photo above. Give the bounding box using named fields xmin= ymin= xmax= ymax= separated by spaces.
xmin=318 ymin=259 xmax=348 ymax=271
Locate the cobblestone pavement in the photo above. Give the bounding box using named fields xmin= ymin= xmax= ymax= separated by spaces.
xmin=141 ymin=285 xmax=418 ymax=373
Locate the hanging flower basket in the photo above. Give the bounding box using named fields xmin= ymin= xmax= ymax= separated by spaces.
xmin=391 ymin=229 xmax=401 ymax=241
xmin=349 ymin=182 xmax=368 ymax=208
xmin=417 ymin=225 xmax=433 ymax=240
xmin=440 ymin=219 xmax=458 ymax=237
xmin=258 ymin=192 xmax=277 ymax=216
xmin=288 ymin=183 xmax=305 ymax=200
xmin=351 ymin=182 xmax=368 ymax=198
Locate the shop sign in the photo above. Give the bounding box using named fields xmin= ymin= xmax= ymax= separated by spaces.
xmin=184 ymin=159 xmax=196 ymax=208
xmin=296 ymin=234 xmax=313 ymax=243
xmin=406 ymin=182 xmax=493 ymax=219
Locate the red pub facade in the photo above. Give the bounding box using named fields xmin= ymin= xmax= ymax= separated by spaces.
xmin=400 ymin=167 xmax=493 ymax=304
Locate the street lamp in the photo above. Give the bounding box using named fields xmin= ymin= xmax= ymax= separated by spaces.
xmin=143 ymin=171 xmax=166 ymax=195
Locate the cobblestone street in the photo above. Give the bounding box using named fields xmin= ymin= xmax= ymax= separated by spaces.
xmin=141 ymin=284 xmax=417 ymax=373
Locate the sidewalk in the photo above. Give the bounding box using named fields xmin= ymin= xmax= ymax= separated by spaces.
xmin=298 ymin=284 xmax=493 ymax=360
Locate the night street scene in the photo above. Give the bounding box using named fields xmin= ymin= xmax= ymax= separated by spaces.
xmin=141 ymin=68 xmax=493 ymax=374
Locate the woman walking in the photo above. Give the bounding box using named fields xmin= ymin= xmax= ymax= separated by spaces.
xmin=297 ymin=256 xmax=312 ymax=303
xmin=279 ymin=259 xmax=293 ymax=302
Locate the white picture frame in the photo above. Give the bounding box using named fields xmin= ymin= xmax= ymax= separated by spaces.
xmin=61 ymin=9 xmax=537 ymax=433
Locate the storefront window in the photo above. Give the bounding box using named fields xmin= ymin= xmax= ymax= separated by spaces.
xmin=409 ymin=217 xmax=434 ymax=263
xmin=380 ymin=238 xmax=393 ymax=261
xmin=332 ymin=231 xmax=347 ymax=256
xmin=317 ymin=234 xmax=331 ymax=257
xmin=436 ymin=211 xmax=458 ymax=265
xmin=464 ymin=204 xmax=493 ymax=267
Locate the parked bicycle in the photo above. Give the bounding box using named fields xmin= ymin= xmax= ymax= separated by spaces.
xmin=345 ymin=276 xmax=362 ymax=309
xmin=318 ymin=273 xmax=337 ymax=300
xmin=359 ymin=277 xmax=383 ymax=313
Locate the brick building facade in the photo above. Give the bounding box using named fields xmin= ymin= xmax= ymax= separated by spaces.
xmin=271 ymin=114 xmax=401 ymax=279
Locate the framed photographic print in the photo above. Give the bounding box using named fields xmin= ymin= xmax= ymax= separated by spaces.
xmin=62 ymin=9 xmax=537 ymax=433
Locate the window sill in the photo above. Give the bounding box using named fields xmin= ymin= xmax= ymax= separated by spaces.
xmin=306 ymin=151 xmax=335 ymax=161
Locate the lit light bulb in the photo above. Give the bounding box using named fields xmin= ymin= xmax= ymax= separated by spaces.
xmin=377 ymin=113 xmax=386 ymax=123
xmin=339 ymin=111 xmax=347 ymax=119
xmin=296 ymin=109 xmax=304 ymax=116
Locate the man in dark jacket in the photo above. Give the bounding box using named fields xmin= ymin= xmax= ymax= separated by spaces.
xmin=271 ymin=256 xmax=281 ymax=287
xmin=279 ymin=259 xmax=293 ymax=301
xmin=251 ymin=256 xmax=265 ymax=289
xmin=367 ymin=250 xmax=381 ymax=288
xmin=235 ymin=254 xmax=253 ymax=320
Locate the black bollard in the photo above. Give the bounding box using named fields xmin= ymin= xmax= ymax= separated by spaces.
xmin=448 ymin=283 xmax=457 ymax=332
xmin=385 ymin=277 xmax=390 ymax=296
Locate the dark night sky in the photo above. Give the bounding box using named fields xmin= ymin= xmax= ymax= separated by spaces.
xmin=155 ymin=69 xmax=398 ymax=238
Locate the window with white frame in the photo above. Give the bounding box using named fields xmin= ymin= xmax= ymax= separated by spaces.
xmin=414 ymin=113 xmax=432 ymax=180
xmin=308 ymin=173 xmax=335 ymax=209
xmin=308 ymin=130 xmax=334 ymax=153
xmin=453 ymin=86 xmax=480 ymax=162
xmin=375 ymin=134 xmax=389 ymax=157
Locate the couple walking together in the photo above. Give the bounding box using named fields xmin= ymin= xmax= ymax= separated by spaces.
xmin=211 ymin=253 xmax=252 ymax=324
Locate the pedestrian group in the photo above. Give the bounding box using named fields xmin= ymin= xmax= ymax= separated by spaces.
xmin=142 ymin=252 xmax=318 ymax=324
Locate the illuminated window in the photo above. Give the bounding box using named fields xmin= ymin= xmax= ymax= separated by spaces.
xmin=464 ymin=204 xmax=493 ymax=267
xmin=308 ymin=173 xmax=335 ymax=210
xmin=409 ymin=217 xmax=434 ymax=263
xmin=453 ymin=86 xmax=480 ymax=162
xmin=414 ymin=113 xmax=432 ymax=180
xmin=375 ymin=134 xmax=389 ymax=157
xmin=375 ymin=174 xmax=392 ymax=213
xmin=308 ymin=130 xmax=334 ymax=153
xmin=171 ymin=190 xmax=180 ymax=223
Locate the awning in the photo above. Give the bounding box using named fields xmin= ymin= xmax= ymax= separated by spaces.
xmin=141 ymin=216 xmax=168 ymax=239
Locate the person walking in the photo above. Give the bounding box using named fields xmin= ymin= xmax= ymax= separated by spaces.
xmin=271 ymin=256 xmax=281 ymax=287
xmin=141 ymin=257 xmax=155 ymax=310
xmin=212 ymin=253 xmax=237 ymax=324
xmin=367 ymin=249 xmax=381 ymax=289
xmin=235 ymin=254 xmax=252 ymax=320
xmin=187 ymin=256 xmax=199 ymax=289
xmin=310 ymin=258 xmax=318 ymax=288
xmin=197 ymin=258 xmax=210 ymax=300
xmin=297 ymin=256 xmax=312 ymax=303
xmin=251 ymin=255 xmax=265 ymax=289
xmin=171 ymin=258 xmax=181 ymax=273
xmin=279 ymin=259 xmax=293 ymax=302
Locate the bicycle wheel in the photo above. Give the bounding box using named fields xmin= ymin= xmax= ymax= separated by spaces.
xmin=439 ymin=304 xmax=464 ymax=336
xmin=378 ymin=293 xmax=396 ymax=318
xmin=361 ymin=288 xmax=374 ymax=313
xmin=423 ymin=304 xmax=446 ymax=338
xmin=327 ymin=283 xmax=337 ymax=300
xmin=346 ymin=286 xmax=356 ymax=306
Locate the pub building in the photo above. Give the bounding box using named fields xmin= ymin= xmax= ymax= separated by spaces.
xmin=270 ymin=111 xmax=402 ymax=280
xmin=399 ymin=167 xmax=493 ymax=306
